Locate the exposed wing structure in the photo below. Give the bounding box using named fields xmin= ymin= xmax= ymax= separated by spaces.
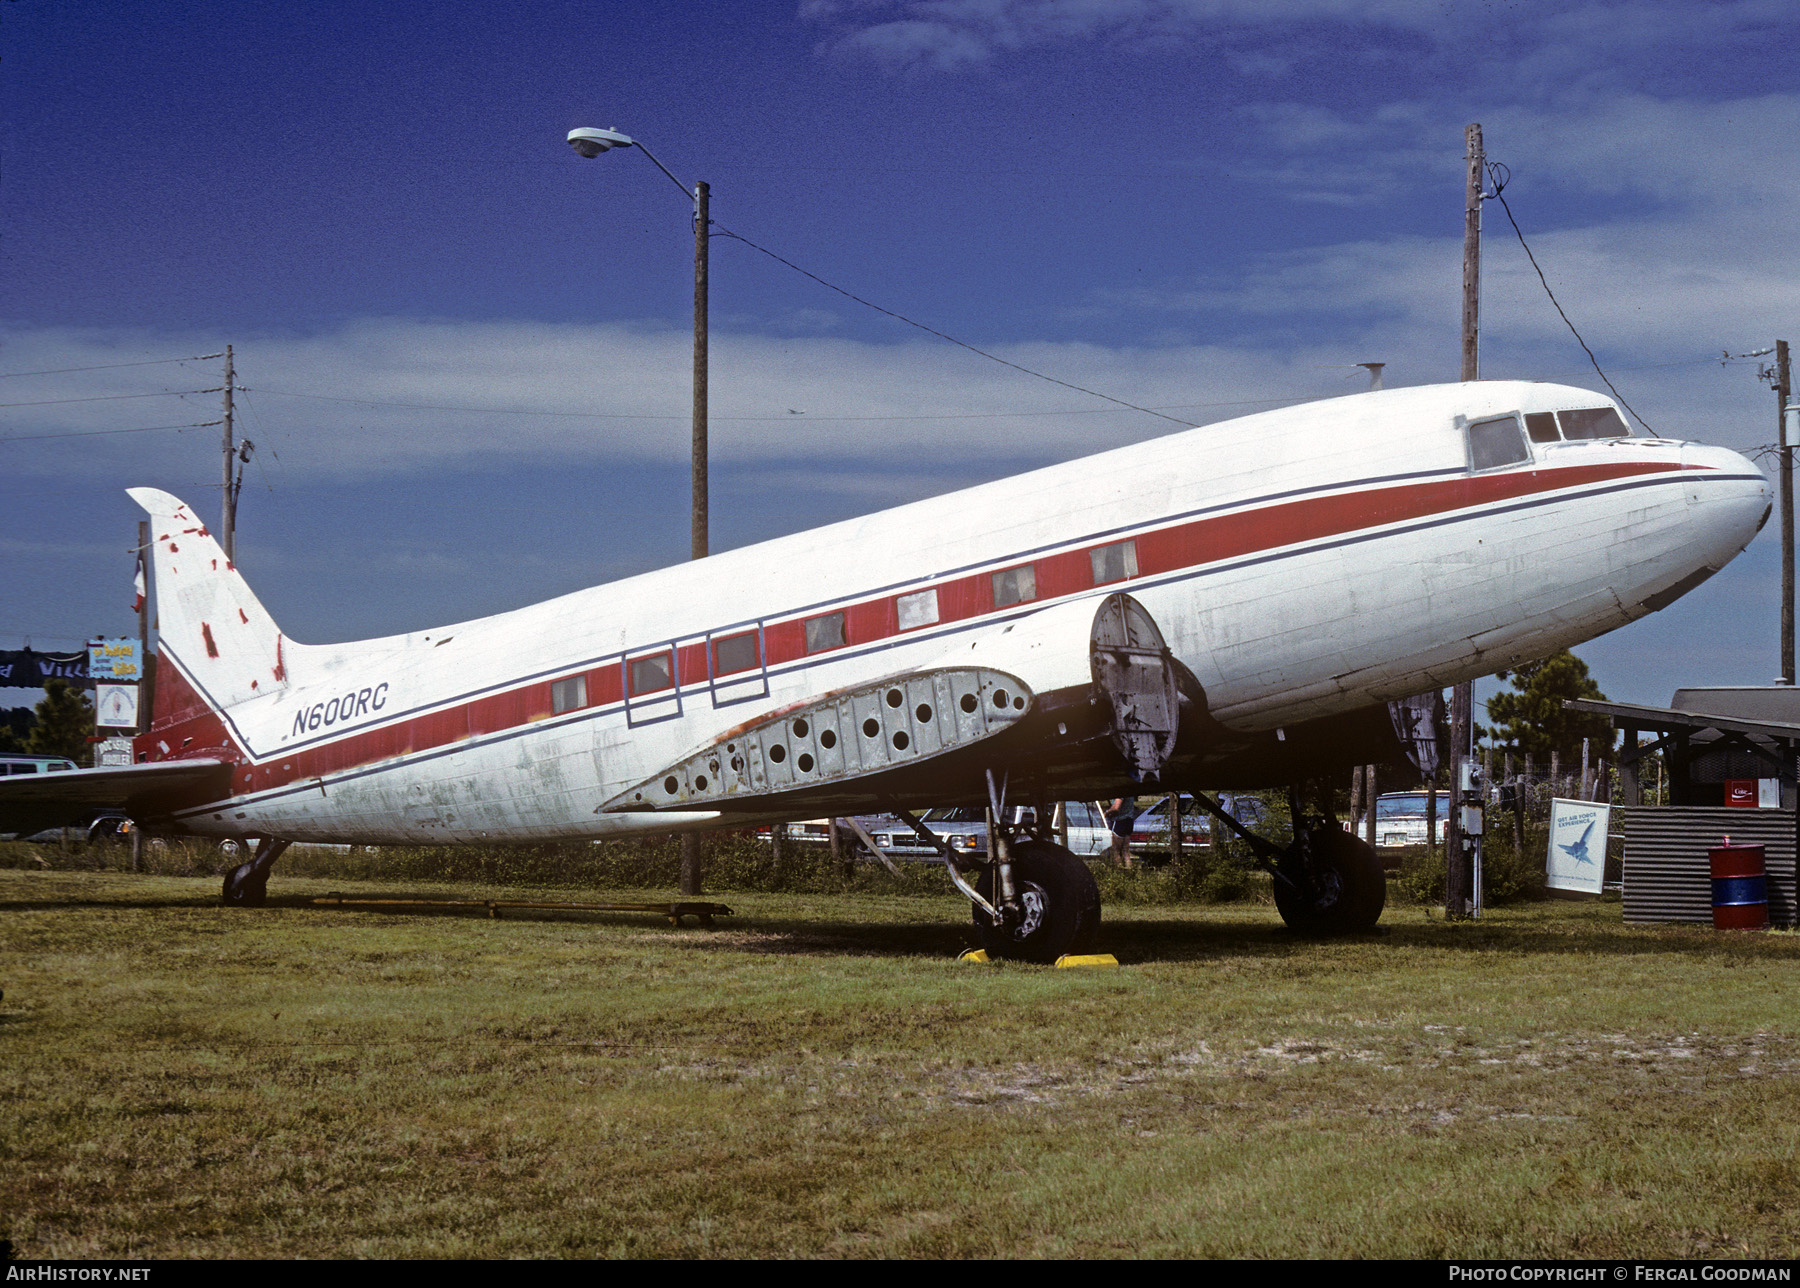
xmin=602 ymin=592 xmax=1184 ymax=819
xmin=0 ymin=759 xmax=233 ymax=836
xmin=602 ymin=666 xmax=1032 ymax=813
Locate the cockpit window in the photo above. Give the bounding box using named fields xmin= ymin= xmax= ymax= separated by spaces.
xmin=1467 ymin=415 xmax=1531 ymax=471
xmin=1525 ymin=412 xmax=1560 ymax=443
xmin=1559 ymin=407 xmax=1630 ymax=439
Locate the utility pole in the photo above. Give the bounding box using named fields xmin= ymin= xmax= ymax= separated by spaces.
xmin=1447 ymin=123 xmax=1483 ymax=919
xmin=220 ymin=345 xmax=236 ymax=561
xmin=1776 ymin=339 xmax=1793 ymax=684
xmin=692 ymin=181 xmax=709 ymax=562
xmin=133 ymin=518 xmax=151 ymax=874
xmin=1353 ymin=354 xmax=1382 ymax=834
xmin=680 ymin=183 xmax=711 ymax=898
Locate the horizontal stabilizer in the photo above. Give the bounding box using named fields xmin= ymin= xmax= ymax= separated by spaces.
xmin=602 ymin=667 xmax=1031 ymax=813
xmin=0 ymin=759 xmax=232 ymax=835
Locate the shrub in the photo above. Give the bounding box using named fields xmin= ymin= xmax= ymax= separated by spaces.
xmin=1391 ymin=832 xmax=1547 ymax=906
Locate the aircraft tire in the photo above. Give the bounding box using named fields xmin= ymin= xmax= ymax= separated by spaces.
xmin=973 ymin=840 xmax=1101 ymax=963
xmin=1274 ymin=826 xmax=1384 ymax=935
xmin=221 ymin=861 xmax=268 ymax=908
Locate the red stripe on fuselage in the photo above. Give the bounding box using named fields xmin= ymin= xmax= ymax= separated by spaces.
xmin=149 ymin=459 xmax=1687 ymax=805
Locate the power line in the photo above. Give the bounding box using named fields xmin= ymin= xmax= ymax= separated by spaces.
xmin=0 ymin=388 xmax=219 ymax=409
xmin=0 ymin=420 xmax=223 ymax=444
xmin=1484 ymin=161 xmax=1653 ymax=433
xmin=241 ymin=384 xmax=1313 ymax=422
xmin=711 ymin=224 xmax=1196 ymax=427
xmin=0 ymin=353 xmax=224 ymax=379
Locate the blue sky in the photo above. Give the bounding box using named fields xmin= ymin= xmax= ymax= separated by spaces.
xmin=3 ymin=0 xmax=1797 ymax=714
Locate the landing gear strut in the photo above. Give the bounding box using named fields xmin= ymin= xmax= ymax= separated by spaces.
xmin=221 ymin=837 xmax=291 ymax=907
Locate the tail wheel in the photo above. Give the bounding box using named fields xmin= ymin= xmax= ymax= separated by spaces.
xmin=220 ymin=838 xmax=288 ymax=908
xmin=221 ymin=861 xmax=268 ymax=907
xmin=973 ymin=840 xmax=1102 ymax=963
xmin=1274 ymin=825 xmax=1385 ymax=935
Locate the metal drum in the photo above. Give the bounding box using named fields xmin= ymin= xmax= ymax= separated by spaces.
xmin=1709 ymin=842 xmax=1769 ymax=930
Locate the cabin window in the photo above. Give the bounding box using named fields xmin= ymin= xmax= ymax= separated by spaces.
xmin=992 ymin=564 xmax=1036 ymax=608
xmin=1090 ymin=539 xmax=1138 ymax=585
xmin=896 ymin=588 xmax=939 ymax=631
xmin=1525 ymin=412 xmax=1560 ymax=443
xmin=1467 ymin=415 xmax=1531 ymax=471
xmin=629 ymin=652 xmax=673 ymax=695
xmin=551 ymin=676 xmax=587 ymax=714
xmin=804 ymin=611 xmax=846 ymax=654
xmin=1560 ymin=407 xmax=1631 ymax=440
xmin=713 ymin=631 xmax=759 ymax=676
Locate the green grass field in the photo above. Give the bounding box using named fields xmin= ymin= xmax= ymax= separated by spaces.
xmin=2 ymin=863 xmax=1796 ymax=1258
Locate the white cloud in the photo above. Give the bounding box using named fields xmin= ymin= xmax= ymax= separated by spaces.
xmin=804 ymin=0 xmax=1791 ymax=72
xmin=0 ymin=319 xmax=1366 ymax=485
xmin=833 ymin=20 xmax=997 ymax=70
xmin=1085 ymin=83 xmax=1799 ymax=448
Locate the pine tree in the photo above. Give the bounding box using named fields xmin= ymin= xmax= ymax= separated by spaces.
xmin=1483 ymin=650 xmax=1615 ymax=766
xmin=0 ymin=706 xmax=32 ymax=753
xmin=24 ymin=679 xmax=95 ymax=766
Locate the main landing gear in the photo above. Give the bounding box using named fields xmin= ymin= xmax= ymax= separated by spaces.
xmin=221 ymin=837 xmax=291 ymax=907
xmin=972 ymin=838 xmax=1101 ymax=964
xmin=1272 ymin=819 xmax=1385 ymax=935
xmin=894 ymin=771 xmax=1100 ymax=964
xmin=1188 ymin=788 xmax=1385 ymax=935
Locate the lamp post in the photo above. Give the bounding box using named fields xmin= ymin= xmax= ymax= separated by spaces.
xmin=568 ymin=126 xmax=710 ymax=897
xmin=567 ymin=126 xmax=709 ymax=562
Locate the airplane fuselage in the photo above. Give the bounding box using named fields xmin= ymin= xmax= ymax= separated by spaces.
xmin=131 ymin=380 xmax=1770 ymax=844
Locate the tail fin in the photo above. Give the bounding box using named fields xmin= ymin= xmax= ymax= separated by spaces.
xmin=130 ymin=488 xmax=290 ymax=711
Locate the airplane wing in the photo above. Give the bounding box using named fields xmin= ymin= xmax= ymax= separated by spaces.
xmin=0 ymin=759 xmax=233 ymax=836
xmin=599 ymin=592 xmax=1185 ymax=820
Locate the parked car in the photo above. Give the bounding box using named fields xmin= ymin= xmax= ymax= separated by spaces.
xmin=86 ymin=813 xmax=134 ymax=843
xmin=1130 ymin=792 xmax=1270 ymax=856
xmin=867 ymin=802 xmax=1114 ymax=860
xmin=1357 ymin=791 xmax=1443 ymax=848
xmin=0 ymin=754 xmax=77 ymax=775
xmin=754 ymin=815 xmax=899 ymax=847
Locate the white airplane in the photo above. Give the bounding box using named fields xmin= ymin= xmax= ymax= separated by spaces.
xmin=1 ymin=380 xmax=1770 ymax=960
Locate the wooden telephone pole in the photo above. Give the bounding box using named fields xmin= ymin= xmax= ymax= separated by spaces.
xmin=1777 ymin=338 xmax=1793 ymax=684
xmin=680 ymin=182 xmax=711 ymax=898
xmin=220 ymin=345 xmax=237 ymax=562
xmin=1446 ymin=124 xmax=1483 ymax=918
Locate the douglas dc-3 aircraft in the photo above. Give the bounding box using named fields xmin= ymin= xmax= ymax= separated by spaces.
xmin=0 ymin=380 xmax=1770 ymax=959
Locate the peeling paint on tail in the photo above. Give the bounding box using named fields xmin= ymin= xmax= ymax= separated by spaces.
xmin=128 ymin=486 xmax=292 ymax=717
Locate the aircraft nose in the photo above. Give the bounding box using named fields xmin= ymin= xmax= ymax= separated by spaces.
xmin=1682 ymin=441 xmax=1772 ymax=555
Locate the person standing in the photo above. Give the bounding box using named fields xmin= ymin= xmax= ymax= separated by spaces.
xmin=1105 ymin=796 xmax=1139 ymax=868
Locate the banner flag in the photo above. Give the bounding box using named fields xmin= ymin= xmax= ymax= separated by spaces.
xmin=0 ymin=649 xmax=90 ymax=687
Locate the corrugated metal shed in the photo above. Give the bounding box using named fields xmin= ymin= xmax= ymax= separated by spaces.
xmin=1619 ymin=806 xmax=1797 ymax=926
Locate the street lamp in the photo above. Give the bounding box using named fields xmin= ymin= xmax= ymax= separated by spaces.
xmin=568 ymin=125 xmax=712 ymax=899
xmin=567 ymin=126 xmax=709 ymax=562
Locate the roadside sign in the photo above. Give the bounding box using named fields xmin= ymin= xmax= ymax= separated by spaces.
xmin=96 ymin=736 xmax=134 ymax=767
xmin=94 ymin=683 xmax=139 ymax=730
xmin=87 ymin=638 xmax=142 ymax=682
xmin=1547 ymin=798 xmax=1609 ymax=895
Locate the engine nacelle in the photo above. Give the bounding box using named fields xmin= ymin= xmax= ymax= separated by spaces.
xmin=959 ymin=592 xmax=1180 ymax=784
